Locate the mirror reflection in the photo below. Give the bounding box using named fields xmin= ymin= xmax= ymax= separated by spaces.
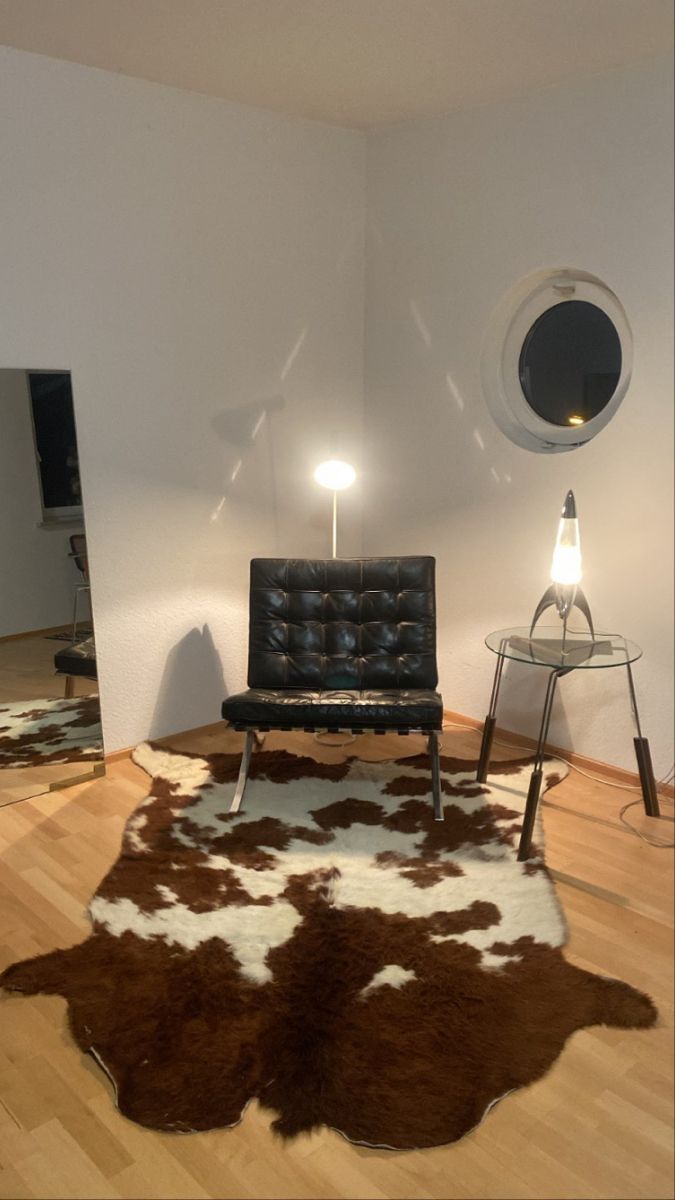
xmin=0 ymin=369 xmax=103 ymax=806
xmin=518 ymin=299 xmax=622 ymax=427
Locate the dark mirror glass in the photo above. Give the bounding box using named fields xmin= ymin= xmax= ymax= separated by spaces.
xmin=518 ymin=300 xmax=622 ymax=428
xmin=28 ymin=372 xmax=82 ymax=510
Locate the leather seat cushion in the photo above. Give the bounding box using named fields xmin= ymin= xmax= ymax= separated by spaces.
xmin=54 ymin=637 xmax=98 ymax=679
xmin=222 ymin=688 xmax=443 ymax=732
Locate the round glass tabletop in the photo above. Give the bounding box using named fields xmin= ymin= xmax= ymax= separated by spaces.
xmin=485 ymin=626 xmax=642 ymax=669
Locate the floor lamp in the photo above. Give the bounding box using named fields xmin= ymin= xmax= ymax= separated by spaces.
xmin=313 ymin=459 xmax=357 ymax=747
xmin=313 ymin=459 xmax=356 ymax=557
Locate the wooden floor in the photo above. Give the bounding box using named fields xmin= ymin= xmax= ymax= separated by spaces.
xmin=0 ymin=723 xmax=672 ymax=1200
xmin=0 ymin=633 xmax=101 ymax=805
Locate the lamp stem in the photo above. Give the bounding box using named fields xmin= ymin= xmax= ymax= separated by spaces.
xmin=332 ymin=490 xmax=337 ymax=558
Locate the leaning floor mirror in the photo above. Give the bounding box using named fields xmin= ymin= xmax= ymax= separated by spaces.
xmin=0 ymin=369 xmax=103 ymax=807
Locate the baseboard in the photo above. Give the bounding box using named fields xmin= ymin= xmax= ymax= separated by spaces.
xmin=104 ymin=746 xmax=135 ymax=764
xmin=104 ymin=720 xmax=224 ymax=765
xmin=443 ymin=709 xmax=675 ymax=800
xmin=105 ymin=712 xmax=674 ymax=800
xmin=0 ymin=624 xmax=72 ymax=643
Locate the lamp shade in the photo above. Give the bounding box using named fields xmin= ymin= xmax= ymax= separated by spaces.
xmin=550 ymin=490 xmax=582 ymax=586
xmin=313 ymin=460 xmax=356 ymax=491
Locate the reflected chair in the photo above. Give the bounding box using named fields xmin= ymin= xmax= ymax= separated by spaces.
xmin=54 ymin=636 xmax=97 ymax=699
xmin=222 ymin=557 xmax=444 ymax=817
xmin=69 ymin=534 xmax=91 ymax=641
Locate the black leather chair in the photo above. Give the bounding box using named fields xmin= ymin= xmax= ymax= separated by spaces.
xmin=54 ymin=636 xmax=97 ymax=698
xmin=222 ymin=557 xmax=444 ymax=818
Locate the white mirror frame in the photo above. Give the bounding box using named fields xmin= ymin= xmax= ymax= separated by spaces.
xmin=481 ymin=268 xmax=633 ymax=453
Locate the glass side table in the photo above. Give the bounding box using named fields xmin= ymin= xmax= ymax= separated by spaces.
xmin=476 ymin=626 xmax=660 ymax=861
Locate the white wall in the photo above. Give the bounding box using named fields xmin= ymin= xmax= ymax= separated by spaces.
xmin=2 ymin=47 xmax=672 ymax=773
xmin=0 ymin=47 xmax=365 ymax=751
xmin=365 ymin=57 xmax=674 ymax=775
xmin=0 ymin=369 xmax=78 ymax=636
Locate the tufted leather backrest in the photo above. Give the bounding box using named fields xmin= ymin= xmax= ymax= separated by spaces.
xmin=248 ymin=557 xmax=438 ymax=690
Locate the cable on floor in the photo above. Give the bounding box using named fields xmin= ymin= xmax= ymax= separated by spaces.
xmin=618 ymin=800 xmax=675 ymax=848
xmin=441 ymin=719 xmax=675 ymax=848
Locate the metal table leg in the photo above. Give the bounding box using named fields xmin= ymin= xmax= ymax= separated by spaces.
xmin=626 ymin=661 xmax=660 ymax=818
xmin=477 ymin=639 xmax=508 ymax=782
xmin=518 ymin=668 xmax=566 ymax=861
xmin=428 ymin=730 xmax=443 ymax=821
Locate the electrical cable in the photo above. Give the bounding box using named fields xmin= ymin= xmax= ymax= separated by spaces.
xmin=441 ymin=718 xmax=675 ymax=847
xmin=618 ymin=799 xmax=675 ymax=848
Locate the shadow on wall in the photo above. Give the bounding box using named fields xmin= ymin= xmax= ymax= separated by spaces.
xmin=366 ymin=219 xmax=522 ymax=528
xmin=494 ymin=657 xmax=572 ymax=753
xmin=211 ymin=395 xmax=285 ymax=491
xmin=209 ymin=394 xmax=286 ymax=544
xmin=149 ymin=625 xmax=226 ymax=740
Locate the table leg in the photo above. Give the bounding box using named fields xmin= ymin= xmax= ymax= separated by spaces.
xmin=428 ymin=730 xmax=443 ymax=822
xmin=518 ymin=669 xmax=562 ymax=861
xmin=625 ymin=661 xmax=660 ymax=818
xmin=477 ymin=642 xmax=507 ymax=782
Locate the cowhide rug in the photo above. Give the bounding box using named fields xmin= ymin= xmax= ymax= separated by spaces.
xmin=0 ymin=743 xmax=656 ymax=1149
xmin=0 ymin=696 xmax=102 ymax=767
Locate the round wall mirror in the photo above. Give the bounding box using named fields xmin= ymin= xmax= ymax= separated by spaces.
xmin=481 ymin=270 xmax=632 ymax=453
xmin=518 ymin=300 xmax=622 ymax=427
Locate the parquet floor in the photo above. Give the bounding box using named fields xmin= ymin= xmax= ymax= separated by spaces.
xmin=0 ymin=722 xmax=672 ymax=1200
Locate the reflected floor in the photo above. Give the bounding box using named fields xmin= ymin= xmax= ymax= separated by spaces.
xmin=0 ymin=629 xmax=98 ymax=703
xmin=0 ymin=631 xmax=102 ymax=806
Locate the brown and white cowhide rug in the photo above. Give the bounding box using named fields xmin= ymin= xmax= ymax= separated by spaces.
xmin=0 ymin=696 xmax=102 ymax=767
xmin=0 ymin=744 xmax=656 ymax=1149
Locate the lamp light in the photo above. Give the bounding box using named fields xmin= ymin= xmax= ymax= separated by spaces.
xmin=530 ymin=490 xmax=594 ymax=646
xmin=550 ymin=492 xmax=582 ymax=586
xmin=313 ymin=459 xmax=356 ymax=558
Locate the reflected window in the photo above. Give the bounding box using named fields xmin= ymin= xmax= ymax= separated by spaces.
xmin=518 ymin=300 xmax=622 ymax=428
xmin=28 ymin=371 xmax=83 ymax=518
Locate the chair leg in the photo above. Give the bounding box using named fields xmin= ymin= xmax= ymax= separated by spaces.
xmin=64 ymin=675 xmax=75 ymax=699
xmin=429 ymin=730 xmax=443 ymax=821
xmin=229 ymin=730 xmax=254 ymax=814
xmin=72 ymin=584 xmax=91 ymax=641
xmin=72 ymin=588 xmax=80 ymax=642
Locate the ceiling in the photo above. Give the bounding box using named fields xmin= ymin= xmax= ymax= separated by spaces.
xmin=0 ymin=0 xmax=672 ymax=129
